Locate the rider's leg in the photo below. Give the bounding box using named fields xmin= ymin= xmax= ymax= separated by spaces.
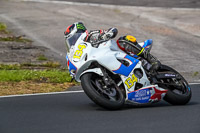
xmin=141 ymin=51 xmax=161 ymax=72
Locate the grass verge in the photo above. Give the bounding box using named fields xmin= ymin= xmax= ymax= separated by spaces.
xmin=0 ymin=81 xmax=75 ymax=96
xmin=22 ymin=61 xmax=61 ymax=68
xmin=0 ymin=62 xmax=61 ymax=69
xmin=0 ymin=22 xmax=75 ymax=96
xmin=0 ymin=69 xmax=71 ymax=83
xmin=37 ymin=55 xmax=48 ymax=61
xmin=0 ymin=22 xmax=7 ymax=32
xmin=0 ymin=22 xmax=32 ymax=43
xmin=0 ymin=36 xmax=33 ymax=43
xmin=0 ymin=65 xmax=76 ymax=96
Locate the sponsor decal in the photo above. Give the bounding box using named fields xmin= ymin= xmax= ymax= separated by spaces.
xmin=165 ymin=74 xmax=176 ymax=77
xmin=128 ymin=88 xmax=151 ymax=103
xmin=76 ymin=23 xmax=86 ymax=30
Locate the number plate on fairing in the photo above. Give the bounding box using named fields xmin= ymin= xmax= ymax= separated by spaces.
xmin=73 ymin=44 xmax=87 ymax=61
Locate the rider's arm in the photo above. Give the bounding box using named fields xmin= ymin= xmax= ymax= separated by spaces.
xmin=85 ymin=28 xmax=118 ymax=44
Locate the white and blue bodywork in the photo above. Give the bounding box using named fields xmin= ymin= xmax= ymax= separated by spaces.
xmin=66 ymin=33 xmax=167 ymax=104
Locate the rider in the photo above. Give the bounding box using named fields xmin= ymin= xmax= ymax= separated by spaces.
xmin=64 ymin=22 xmax=160 ymax=72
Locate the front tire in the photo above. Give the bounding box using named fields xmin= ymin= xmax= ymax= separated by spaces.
xmin=157 ymin=65 xmax=192 ymax=105
xmin=81 ymin=72 xmax=125 ymax=110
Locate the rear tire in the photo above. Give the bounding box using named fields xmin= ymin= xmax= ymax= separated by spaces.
xmin=157 ymin=65 xmax=191 ymax=105
xmin=81 ymin=72 xmax=125 ymax=110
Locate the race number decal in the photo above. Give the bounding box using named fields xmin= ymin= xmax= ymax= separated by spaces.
xmin=73 ymin=44 xmax=86 ymax=59
xmin=124 ymin=74 xmax=138 ymax=89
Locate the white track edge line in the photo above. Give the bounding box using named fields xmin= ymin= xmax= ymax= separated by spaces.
xmin=22 ymin=0 xmax=200 ymax=11
xmin=189 ymin=83 xmax=200 ymax=85
xmin=0 ymin=90 xmax=84 ymax=98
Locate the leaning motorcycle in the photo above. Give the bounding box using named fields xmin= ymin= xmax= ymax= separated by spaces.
xmin=65 ymin=32 xmax=191 ymax=110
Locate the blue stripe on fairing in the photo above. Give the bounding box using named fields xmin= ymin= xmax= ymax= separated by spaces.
xmin=66 ymin=55 xmax=77 ymax=72
xmin=66 ymin=55 xmax=69 ymax=61
xmin=113 ymin=55 xmax=139 ymax=76
xmin=69 ymin=60 xmax=77 ymax=72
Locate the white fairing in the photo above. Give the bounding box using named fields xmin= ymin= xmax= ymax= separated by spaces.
xmin=66 ymin=32 xmax=166 ymax=104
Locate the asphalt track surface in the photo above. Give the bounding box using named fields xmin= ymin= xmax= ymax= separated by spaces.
xmin=0 ymin=84 xmax=199 ymax=133
xmin=57 ymin=0 xmax=200 ymax=8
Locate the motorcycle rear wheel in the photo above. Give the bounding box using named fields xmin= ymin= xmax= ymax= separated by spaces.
xmin=157 ymin=65 xmax=191 ymax=105
xmin=81 ymin=72 xmax=125 ymax=110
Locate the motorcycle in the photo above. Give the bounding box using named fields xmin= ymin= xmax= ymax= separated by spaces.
xmin=65 ymin=32 xmax=192 ymax=110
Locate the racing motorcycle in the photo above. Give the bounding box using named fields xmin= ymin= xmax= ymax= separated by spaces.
xmin=66 ymin=32 xmax=192 ymax=110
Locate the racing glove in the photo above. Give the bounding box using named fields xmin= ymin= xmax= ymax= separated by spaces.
xmin=86 ymin=28 xmax=118 ymax=45
xmin=101 ymin=28 xmax=118 ymax=40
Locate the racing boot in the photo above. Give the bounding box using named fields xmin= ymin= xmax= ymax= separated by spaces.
xmin=145 ymin=52 xmax=161 ymax=73
xmin=141 ymin=51 xmax=161 ymax=73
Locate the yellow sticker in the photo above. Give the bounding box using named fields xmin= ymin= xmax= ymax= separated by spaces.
xmin=73 ymin=44 xmax=86 ymax=59
xmin=124 ymin=74 xmax=138 ymax=89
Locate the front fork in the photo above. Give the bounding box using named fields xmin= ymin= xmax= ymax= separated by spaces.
xmin=98 ymin=64 xmax=123 ymax=94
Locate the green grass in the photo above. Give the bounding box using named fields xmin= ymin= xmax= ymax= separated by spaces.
xmin=0 ymin=22 xmax=32 ymax=43
xmin=41 ymin=61 xmax=61 ymax=68
xmin=0 ymin=62 xmax=61 ymax=69
xmin=37 ymin=55 xmax=48 ymax=61
xmin=0 ymin=64 xmax=20 ymax=70
xmin=192 ymin=71 xmax=199 ymax=77
xmin=22 ymin=62 xmax=61 ymax=68
xmin=0 ymin=64 xmax=70 ymax=83
xmin=0 ymin=22 xmax=7 ymax=31
xmin=0 ymin=22 xmax=9 ymax=34
xmin=0 ymin=36 xmax=33 ymax=43
xmin=0 ymin=69 xmax=71 ymax=83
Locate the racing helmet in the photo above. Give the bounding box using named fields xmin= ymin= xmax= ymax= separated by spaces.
xmin=64 ymin=22 xmax=86 ymax=51
xmin=117 ymin=35 xmax=143 ymax=55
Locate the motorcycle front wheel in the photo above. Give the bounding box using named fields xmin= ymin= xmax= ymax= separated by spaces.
xmin=156 ymin=65 xmax=192 ymax=105
xmin=81 ymin=72 xmax=125 ymax=110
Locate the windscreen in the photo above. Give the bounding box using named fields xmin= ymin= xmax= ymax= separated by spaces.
xmin=66 ymin=33 xmax=82 ymax=52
